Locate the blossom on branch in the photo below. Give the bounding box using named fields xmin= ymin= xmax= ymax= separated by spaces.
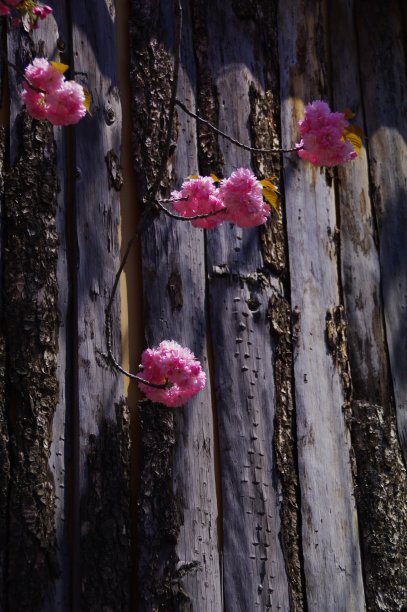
xmin=1 ymin=0 xmax=53 ymax=29
xmin=219 ymin=168 xmax=271 ymax=227
xmin=171 ymin=176 xmax=226 ymax=229
xmin=296 ymin=100 xmax=358 ymax=166
xmin=138 ymin=340 xmax=206 ymax=407
xmin=21 ymin=59 xmax=87 ymax=126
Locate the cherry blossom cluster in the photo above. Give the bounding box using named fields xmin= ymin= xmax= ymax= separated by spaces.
xmin=138 ymin=340 xmax=206 ymax=407
xmin=22 ymin=59 xmax=87 ymax=126
xmin=0 ymin=0 xmax=52 ymax=29
xmin=296 ymin=100 xmax=358 ymax=166
xmin=171 ymin=168 xmax=272 ymax=229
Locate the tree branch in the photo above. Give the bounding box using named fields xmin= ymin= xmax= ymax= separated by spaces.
xmin=176 ymin=98 xmax=300 ymax=154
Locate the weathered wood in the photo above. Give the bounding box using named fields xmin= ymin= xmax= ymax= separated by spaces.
xmin=329 ymin=2 xmax=407 ymax=608
xmin=71 ymin=1 xmax=131 ymax=609
xmin=203 ymin=2 xmax=292 ymax=609
xmin=355 ymin=0 xmax=407 ymax=466
xmin=278 ymin=1 xmax=365 ymax=609
xmin=129 ymin=2 xmax=222 ymax=609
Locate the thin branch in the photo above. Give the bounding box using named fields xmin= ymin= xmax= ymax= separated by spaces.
xmin=176 ymin=99 xmax=300 ymax=154
xmin=155 ymin=197 xmax=226 ymax=221
xmin=104 ymin=313 xmax=170 ymax=388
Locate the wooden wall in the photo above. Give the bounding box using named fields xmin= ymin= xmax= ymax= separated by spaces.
xmin=0 ymin=0 xmax=406 ymax=610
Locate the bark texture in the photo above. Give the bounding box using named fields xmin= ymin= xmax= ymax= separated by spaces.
xmin=0 ymin=1 xmax=406 ymax=611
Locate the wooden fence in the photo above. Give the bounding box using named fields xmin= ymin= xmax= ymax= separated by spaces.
xmin=0 ymin=0 xmax=406 ymax=610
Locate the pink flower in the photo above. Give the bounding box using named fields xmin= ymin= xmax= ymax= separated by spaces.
xmin=33 ymin=5 xmax=53 ymax=19
xmin=296 ymin=100 xmax=357 ymax=166
xmin=21 ymin=87 xmax=49 ymax=120
xmin=0 ymin=0 xmax=19 ymax=15
xmin=22 ymin=60 xmax=87 ymax=126
xmin=24 ymin=58 xmax=64 ymax=93
xmin=46 ymin=81 xmax=87 ymax=126
xmin=138 ymin=340 xmax=206 ymax=407
xmin=171 ymin=176 xmax=226 ymax=229
xmin=219 ymin=168 xmax=270 ymax=227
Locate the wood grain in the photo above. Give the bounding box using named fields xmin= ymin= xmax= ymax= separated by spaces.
xmin=71 ymin=1 xmax=131 ymax=609
xmin=278 ymin=1 xmax=365 ymax=609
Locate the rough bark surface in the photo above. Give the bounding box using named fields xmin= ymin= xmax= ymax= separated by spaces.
xmin=1 ymin=1 xmax=407 ymax=611
xmin=4 ymin=113 xmax=59 ymax=610
xmin=137 ymin=404 xmax=194 ymax=612
xmin=81 ymin=401 xmax=131 ymax=611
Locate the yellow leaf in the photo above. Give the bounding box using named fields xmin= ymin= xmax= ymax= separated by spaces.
xmin=262 ymin=186 xmax=280 ymax=216
xmin=50 ymin=61 xmax=69 ymax=74
xmin=260 ymin=178 xmax=278 ymax=192
xmin=83 ymin=89 xmax=92 ymax=115
xmin=342 ymin=107 xmax=356 ymax=120
xmin=343 ymin=125 xmax=363 ymax=157
xmin=187 ymin=174 xmax=199 ymax=180
xmin=210 ymin=173 xmax=221 ymax=183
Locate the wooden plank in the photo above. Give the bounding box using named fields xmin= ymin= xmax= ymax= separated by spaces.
xmin=203 ymin=3 xmax=292 ymax=609
xmin=355 ymin=1 xmax=407 ymax=464
xmin=278 ymin=1 xmax=365 ymax=609
xmin=129 ymin=2 xmax=222 ymax=609
xmin=329 ymin=1 xmax=389 ymax=406
xmin=329 ymin=2 xmax=407 ymax=608
xmin=70 ymin=1 xmax=131 ymax=609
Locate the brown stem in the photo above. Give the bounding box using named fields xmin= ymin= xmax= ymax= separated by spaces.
xmin=176 ymin=99 xmax=300 ymax=154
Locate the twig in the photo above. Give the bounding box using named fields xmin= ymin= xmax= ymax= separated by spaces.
xmin=155 ymin=197 xmax=226 ymax=222
xmin=104 ymin=312 xmax=170 ymax=388
xmin=176 ymin=99 xmax=300 ymax=154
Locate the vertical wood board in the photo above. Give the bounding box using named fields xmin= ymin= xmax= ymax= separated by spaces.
xmin=278 ymin=1 xmax=365 ymax=609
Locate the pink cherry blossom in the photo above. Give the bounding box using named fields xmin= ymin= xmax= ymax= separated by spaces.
xmin=138 ymin=340 xmax=206 ymax=407
xmin=24 ymin=58 xmax=64 ymax=93
xmin=218 ymin=168 xmax=270 ymax=227
xmin=33 ymin=5 xmax=53 ymax=19
xmin=0 ymin=0 xmax=19 ymax=16
xmin=296 ymin=100 xmax=357 ymax=166
xmin=171 ymin=176 xmax=226 ymax=229
xmin=22 ymin=59 xmax=87 ymax=126
xmin=46 ymin=81 xmax=87 ymax=126
xmin=21 ymin=88 xmax=49 ymax=120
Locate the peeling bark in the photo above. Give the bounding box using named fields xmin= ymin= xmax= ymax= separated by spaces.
xmin=190 ymin=0 xmax=224 ymax=177
xmin=81 ymin=401 xmax=131 ymax=612
xmin=352 ymin=401 xmax=407 ymax=610
xmin=269 ymin=295 xmax=304 ymax=611
xmin=137 ymin=403 xmax=194 ymax=612
xmin=4 ymin=113 xmax=59 ymax=610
